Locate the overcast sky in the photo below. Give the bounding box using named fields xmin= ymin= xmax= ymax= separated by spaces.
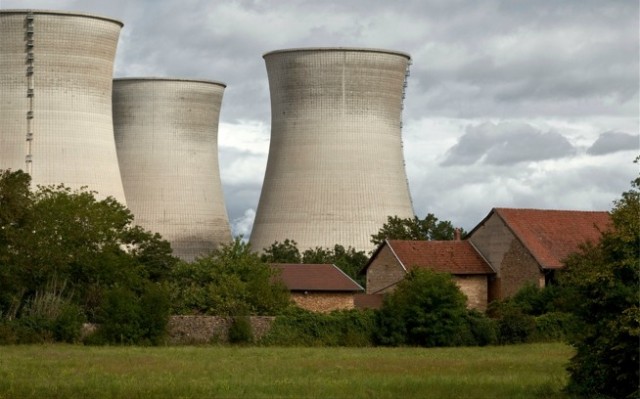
xmin=3 ymin=0 xmax=638 ymax=236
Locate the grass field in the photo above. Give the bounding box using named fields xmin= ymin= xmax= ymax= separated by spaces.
xmin=0 ymin=343 xmax=572 ymax=398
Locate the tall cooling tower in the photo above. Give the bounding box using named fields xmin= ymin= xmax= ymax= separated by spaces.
xmin=250 ymin=48 xmax=415 ymax=253
xmin=113 ymin=78 xmax=232 ymax=261
xmin=0 ymin=10 xmax=126 ymax=204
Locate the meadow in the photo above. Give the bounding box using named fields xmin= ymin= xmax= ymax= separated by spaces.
xmin=0 ymin=343 xmax=572 ymax=398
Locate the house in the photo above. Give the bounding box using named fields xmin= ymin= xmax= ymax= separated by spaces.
xmin=467 ymin=208 xmax=611 ymax=299
xmin=272 ymin=263 xmax=364 ymax=312
xmin=362 ymin=240 xmax=495 ymax=310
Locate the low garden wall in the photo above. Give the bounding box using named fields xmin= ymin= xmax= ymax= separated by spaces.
xmin=166 ymin=316 xmax=276 ymax=344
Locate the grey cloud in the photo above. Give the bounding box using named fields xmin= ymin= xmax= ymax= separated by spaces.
xmin=441 ymin=122 xmax=575 ymax=166
xmin=587 ymin=131 xmax=639 ymax=156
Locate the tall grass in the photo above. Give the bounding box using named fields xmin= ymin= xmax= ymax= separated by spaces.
xmin=0 ymin=343 xmax=572 ymax=398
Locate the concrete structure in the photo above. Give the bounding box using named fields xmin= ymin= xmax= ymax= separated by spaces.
xmin=363 ymin=240 xmax=495 ymax=310
xmin=113 ymin=78 xmax=232 ymax=260
xmin=272 ymin=263 xmax=364 ymax=312
xmin=468 ymin=208 xmax=611 ymax=299
xmin=250 ymin=48 xmax=414 ymax=253
xmin=0 ymin=10 xmax=126 ymax=203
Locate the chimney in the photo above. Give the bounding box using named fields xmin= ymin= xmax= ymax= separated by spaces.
xmin=454 ymin=228 xmax=462 ymax=241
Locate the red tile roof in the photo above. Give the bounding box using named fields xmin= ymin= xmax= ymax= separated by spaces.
xmin=272 ymin=264 xmax=364 ymax=292
xmin=493 ymin=208 xmax=611 ymax=269
xmin=386 ymin=240 xmax=495 ymax=275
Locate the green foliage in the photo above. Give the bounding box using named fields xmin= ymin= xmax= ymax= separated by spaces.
xmin=375 ymin=269 xmax=470 ymax=347
xmin=370 ymin=214 xmax=466 ymax=247
xmin=228 ymin=316 xmax=254 ymax=345
xmin=90 ymin=283 xmax=170 ymax=345
xmin=169 ymin=238 xmax=291 ymax=316
xmin=261 ymin=308 xmax=376 ymax=347
xmin=302 ymin=245 xmax=368 ymax=286
xmin=464 ymin=310 xmax=498 ymax=346
xmin=260 ymin=239 xmax=302 ymax=263
xmin=0 ymin=170 xmax=178 ymax=344
xmin=532 ymin=312 xmax=582 ymax=343
xmin=559 ymin=168 xmax=640 ymax=399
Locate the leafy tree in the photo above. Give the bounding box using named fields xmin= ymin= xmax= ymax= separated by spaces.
xmin=0 ymin=170 xmax=178 ymax=326
xmin=370 ymin=214 xmax=465 ymax=246
xmin=260 ymin=239 xmax=302 ymax=263
xmin=302 ymin=245 xmax=368 ymax=286
xmin=169 ymin=238 xmax=291 ymax=316
xmin=375 ymin=269 xmax=471 ymax=347
xmin=559 ymin=168 xmax=639 ymax=398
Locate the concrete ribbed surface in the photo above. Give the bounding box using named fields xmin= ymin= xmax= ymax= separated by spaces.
xmin=250 ymin=48 xmax=414 ymax=253
xmin=113 ymin=79 xmax=232 ymax=261
xmin=0 ymin=10 xmax=126 ymax=204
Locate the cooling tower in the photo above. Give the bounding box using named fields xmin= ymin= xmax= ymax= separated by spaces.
xmin=0 ymin=10 xmax=126 ymax=204
xmin=250 ymin=48 xmax=415 ymax=253
xmin=113 ymin=78 xmax=232 ymax=261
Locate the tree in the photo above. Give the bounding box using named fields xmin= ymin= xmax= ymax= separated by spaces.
xmin=559 ymin=168 xmax=639 ymax=398
xmin=370 ymin=214 xmax=465 ymax=246
xmin=169 ymin=238 xmax=291 ymax=316
xmin=375 ymin=269 xmax=471 ymax=347
xmin=302 ymin=245 xmax=368 ymax=286
xmin=0 ymin=170 xmax=178 ymax=323
xmin=260 ymin=239 xmax=302 ymax=263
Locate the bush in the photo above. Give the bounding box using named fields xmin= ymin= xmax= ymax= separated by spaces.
xmin=375 ymin=269 xmax=470 ymax=347
xmin=89 ymin=283 xmax=169 ymax=345
xmin=532 ymin=312 xmax=582 ymax=343
xmin=465 ymin=310 xmax=498 ymax=346
xmin=261 ymin=308 xmax=376 ymax=347
xmin=228 ymin=316 xmax=254 ymax=345
xmin=496 ymin=308 xmax=536 ymax=345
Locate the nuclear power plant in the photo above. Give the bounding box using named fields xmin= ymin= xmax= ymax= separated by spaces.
xmin=113 ymin=78 xmax=232 ymax=260
xmin=0 ymin=10 xmax=127 ymax=204
xmin=250 ymin=48 xmax=415 ymax=253
xmin=0 ymin=10 xmax=417 ymax=259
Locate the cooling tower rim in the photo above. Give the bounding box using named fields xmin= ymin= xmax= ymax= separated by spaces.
xmin=263 ymin=47 xmax=411 ymax=60
xmin=0 ymin=9 xmax=123 ymax=27
xmin=114 ymin=77 xmax=227 ymax=88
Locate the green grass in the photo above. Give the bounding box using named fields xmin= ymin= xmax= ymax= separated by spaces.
xmin=0 ymin=343 xmax=572 ymax=398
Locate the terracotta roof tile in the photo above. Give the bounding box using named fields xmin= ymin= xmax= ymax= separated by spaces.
xmin=272 ymin=264 xmax=364 ymax=292
xmin=494 ymin=208 xmax=611 ymax=269
xmin=387 ymin=240 xmax=495 ymax=274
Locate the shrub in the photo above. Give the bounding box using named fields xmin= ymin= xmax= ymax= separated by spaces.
xmin=261 ymin=308 xmax=376 ymax=347
xmin=465 ymin=310 xmax=498 ymax=346
xmin=375 ymin=269 xmax=470 ymax=347
xmin=90 ymin=283 xmax=169 ymax=345
xmin=532 ymin=312 xmax=582 ymax=343
xmin=495 ymin=307 xmax=536 ymax=345
xmin=228 ymin=316 xmax=254 ymax=345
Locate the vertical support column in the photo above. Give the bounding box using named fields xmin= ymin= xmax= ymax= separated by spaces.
xmin=25 ymin=11 xmax=35 ymax=174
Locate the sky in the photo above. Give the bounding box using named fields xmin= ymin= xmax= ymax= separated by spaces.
xmin=2 ymin=0 xmax=638 ymax=237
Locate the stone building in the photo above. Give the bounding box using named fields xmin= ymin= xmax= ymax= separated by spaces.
xmin=467 ymin=208 xmax=611 ymax=299
xmin=272 ymin=264 xmax=364 ymax=312
xmin=362 ymin=240 xmax=495 ymax=310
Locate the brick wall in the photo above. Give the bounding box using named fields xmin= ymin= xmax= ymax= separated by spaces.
xmin=500 ymin=239 xmax=544 ymax=298
xmin=167 ymin=316 xmax=275 ymax=345
xmin=366 ymin=245 xmax=406 ymax=294
xmin=469 ymin=212 xmax=544 ymax=299
xmin=290 ymin=292 xmax=356 ymax=312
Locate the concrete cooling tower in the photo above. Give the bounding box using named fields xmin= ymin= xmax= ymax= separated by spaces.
xmin=113 ymin=78 xmax=232 ymax=261
xmin=0 ymin=10 xmax=126 ymax=204
xmin=250 ymin=48 xmax=415 ymax=253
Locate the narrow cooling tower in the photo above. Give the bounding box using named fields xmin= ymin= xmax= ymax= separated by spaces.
xmin=113 ymin=78 xmax=232 ymax=261
xmin=250 ymin=48 xmax=415 ymax=253
xmin=0 ymin=10 xmax=126 ymax=203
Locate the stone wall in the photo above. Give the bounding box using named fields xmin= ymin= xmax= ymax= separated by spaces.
xmin=290 ymin=292 xmax=355 ymax=313
xmin=500 ymin=239 xmax=544 ymax=298
xmin=454 ymin=275 xmax=489 ymax=311
xmin=167 ymin=316 xmax=275 ymax=345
